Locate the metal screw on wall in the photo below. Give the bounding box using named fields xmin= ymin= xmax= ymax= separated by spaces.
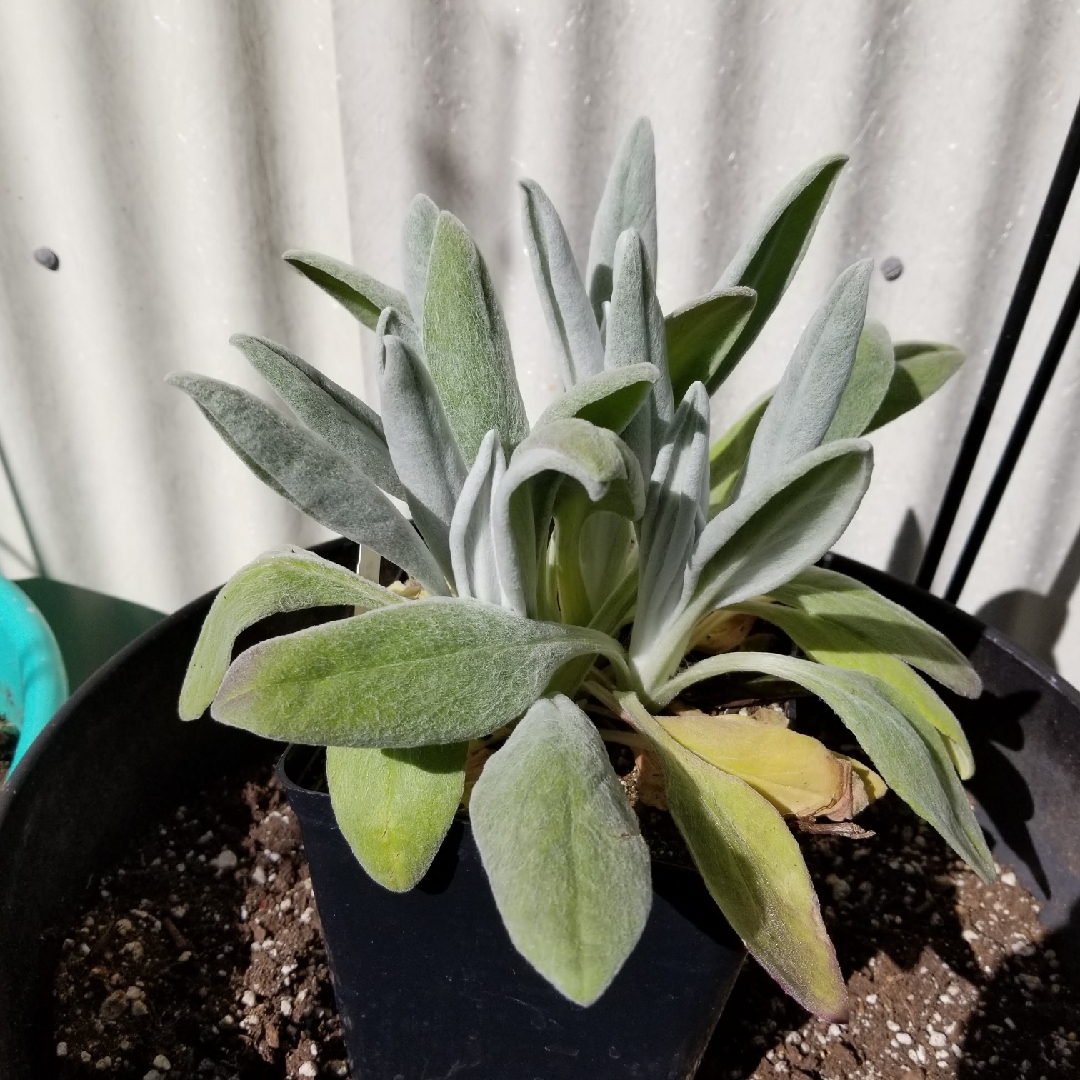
xmin=880 ymin=256 xmax=903 ymax=282
xmin=33 ymin=248 xmax=60 ymax=271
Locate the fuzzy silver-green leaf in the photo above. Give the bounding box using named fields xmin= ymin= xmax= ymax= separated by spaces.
xmin=620 ymin=692 xmax=847 ymax=1020
xmin=179 ymin=546 xmax=402 ymax=721
xmin=471 ymin=695 xmax=651 ymax=1006
xmin=212 ymin=597 xmax=627 ymax=748
xmin=380 ymin=335 xmax=468 ymax=581
xmin=715 ymin=154 xmax=847 ymax=379
xmin=708 ymin=394 xmax=771 ymax=516
xmin=534 ymin=363 xmax=658 ymax=434
xmin=825 ymin=319 xmax=895 ymax=440
xmin=738 ymin=260 xmax=872 ymax=494
xmin=328 ymin=742 xmax=466 ymax=892
xmin=231 ymin=333 xmax=404 ymax=499
xmin=284 ymin=249 xmax=411 ymax=332
xmin=167 ymin=373 xmax=448 ymax=595
xmin=520 ymin=178 xmax=605 ymax=387
xmin=587 ymin=118 xmax=658 ymax=321
xmin=865 ymin=342 xmax=964 ymax=432
xmin=402 ymin=193 xmax=440 ymax=323
xmin=666 ymin=287 xmax=757 ymax=400
xmin=422 ymin=211 xmax=529 ymax=462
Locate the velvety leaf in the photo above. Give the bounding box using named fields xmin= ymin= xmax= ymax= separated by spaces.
xmin=587 ymin=118 xmax=658 ymax=321
xmin=373 ymin=306 xmax=423 ymax=373
xmin=654 ymin=655 xmax=995 ymax=881
xmin=732 ymin=599 xmax=975 ymax=778
xmin=619 ymin=692 xmax=847 ymax=1020
xmin=179 ymin=546 xmax=402 ymax=721
xmin=708 ymin=394 xmax=771 ymax=517
xmin=422 ymin=211 xmax=529 ymax=462
xmin=715 ymin=155 xmax=847 ymax=380
xmin=492 ymin=419 xmax=643 ymax=617
xmin=534 ymin=363 xmax=658 ymax=434
xmin=580 ymin=512 xmax=635 ymax=616
xmin=231 ymin=333 xmax=404 ymax=499
xmin=283 ymin=249 xmax=411 ymax=332
xmin=666 ymin=287 xmax=758 ymax=400
xmin=520 ymin=179 xmax=605 ymax=387
xmin=632 ymin=439 xmax=872 ymax=691
xmin=381 ymin=336 xmax=468 ymax=580
xmin=657 ymin=712 xmax=859 ymax=818
xmin=327 ymin=741 xmax=467 ymax=892
xmin=632 ymin=383 xmax=710 ymax=657
xmin=449 ymin=429 xmax=506 ymax=606
xmin=402 ymin=193 xmax=440 ymax=323
xmin=212 ymin=597 xmax=628 ymax=747
xmin=739 ymin=260 xmax=872 ymax=494
xmin=552 ymin=473 xmax=640 ymax=628
xmin=605 ymin=229 xmax=674 ymax=478
xmin=865 ymin=342 xmax=964 ymax=432
xmin=771 ymin=566 xmax=981 ymax=698
xmin=471 ymin=695 xmax=651 ymax=1006
xmin=167 ymin=373 xmax=449 ymax=595
xmin=825 ymin=319 xmax=895 ymax=440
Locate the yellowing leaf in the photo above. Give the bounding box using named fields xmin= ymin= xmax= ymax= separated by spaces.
xmin=620 ymin=692 xmax=848 ymax=1020
xmin=733 ymin=599 xmax=975 ymax=779
xmin=689 ymin=610 xmax=757 ymax=653
xmin=657 ymin=712 xmax=850 ymax=819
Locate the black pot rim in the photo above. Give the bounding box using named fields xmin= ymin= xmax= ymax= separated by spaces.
xmin=7 ymin=549 xmax=1077 ymax=814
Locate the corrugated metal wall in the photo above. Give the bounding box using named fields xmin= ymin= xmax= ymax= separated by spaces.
xmin=2 ymin=1 xmax=1080 ymax=679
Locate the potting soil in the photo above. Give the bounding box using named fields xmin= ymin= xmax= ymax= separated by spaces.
xmin=50 ymin=765 xmax=1077 ymax=1080
xmin=699 ymin=796 xmax=1078 ymax=1080
xmin=52 ymin=768 xmax=350 ymax=1080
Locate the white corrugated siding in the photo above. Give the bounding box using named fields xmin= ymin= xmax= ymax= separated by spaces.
xmin=2 ymin=0 xmax=1080 ymax=679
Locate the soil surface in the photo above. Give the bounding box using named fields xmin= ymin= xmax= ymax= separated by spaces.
xmin=52 ymin=767 xmax=350 ymax=1080
xmin=50 ymin=764 xmax=1077 ymax=1080
xmin=699 ymin=795 xmax=1079 ymax=1080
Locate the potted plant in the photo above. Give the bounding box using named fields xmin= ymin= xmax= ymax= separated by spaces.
xmin=157 ymin=118 xmax=999 ymax=1077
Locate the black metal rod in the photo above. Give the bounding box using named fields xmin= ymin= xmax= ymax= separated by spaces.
xmin=916 ymin=94 xmax=1080 ymax=591
xmin=944 ymin=260 xmax=1080 ymax=602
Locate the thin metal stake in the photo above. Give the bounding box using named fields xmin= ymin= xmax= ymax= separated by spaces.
xmin=916 ymin=95 xmax=1080 ymax=591
xmin=945 ymin=260 xmax=1080 ymax=602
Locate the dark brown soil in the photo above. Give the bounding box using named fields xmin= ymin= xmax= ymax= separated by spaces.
xmin=0 ymin=721 xmax=16 ymax=784
xmin=50 ymin=762 xmax=1077 ymax=1080
xmin=698 ymin=795 xmax=1079 ymax=1080
xmin=52 ymin=767 xmax=350 ymax=1080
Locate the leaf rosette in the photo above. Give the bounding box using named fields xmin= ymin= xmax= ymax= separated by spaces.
xmin=170 ymin=117 xmax=983 ymax=1013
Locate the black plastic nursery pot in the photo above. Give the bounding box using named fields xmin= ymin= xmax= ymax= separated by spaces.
xmin=278 ymin=745 xmax=742 ymax=1080
xmin=0 ymin=538 xmax=1077 ymax=1080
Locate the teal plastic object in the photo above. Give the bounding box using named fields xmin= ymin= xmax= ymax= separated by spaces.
xmin=1 ymin=577 xmax=165 ymax=776
xmin=0 ymin=577 xmax=68 ymax=773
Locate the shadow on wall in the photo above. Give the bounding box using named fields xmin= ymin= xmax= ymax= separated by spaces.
xmin=885 ymin=508 xmax=926 ymax=584
xmin=884 ymin=508 xmax=1080 ymax=672
xmin=407 ymin=1 xmax=521 ymax=287
xmin=975 ymin=523 xmax=1080 ymax=673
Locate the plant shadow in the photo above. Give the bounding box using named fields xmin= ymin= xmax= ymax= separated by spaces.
xmin=974 ymin=516 xmax=1080 ymax=673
